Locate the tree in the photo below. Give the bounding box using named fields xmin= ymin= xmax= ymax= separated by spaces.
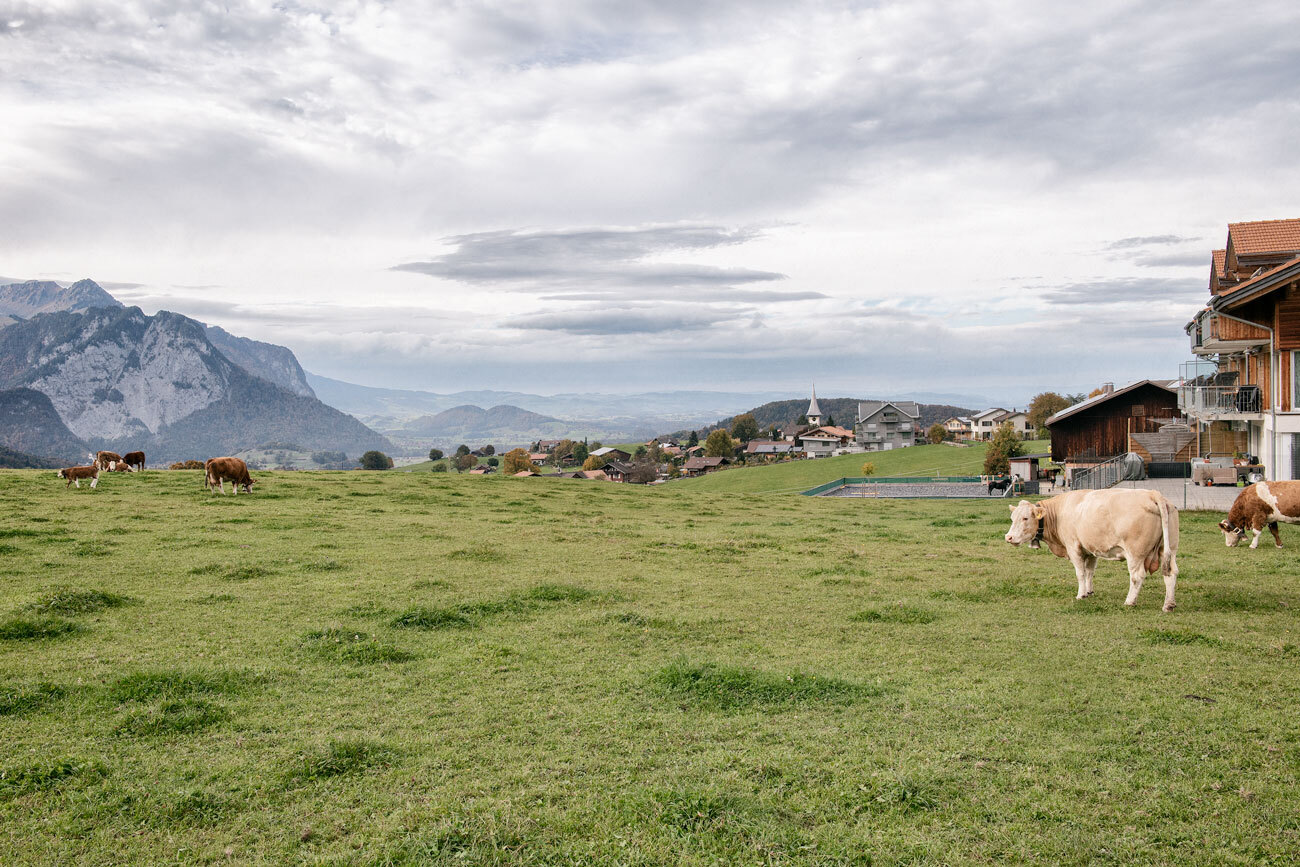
xmin=359 ymin=450 xmax=393 ymax=470
xmin=1027 ymin=392 xmax=1071 ymax=433
xmin=431 ymin=463 xmax=447 ymax=473
xmin=427 ymin=448 xmax=444 ymax=462
xmin=704 ymin=429 xmax=737 ymax=458
xmin=590 ymin=441 xmax=603 ymax=451
xmin=552 ymin=439 xmax=576 ymax=465
xmin=583 ymin=455 xmax=605 ymax=471
xmin=486 ymin=457 xmax=499 ymax=467
xmin=455 ymin=444 xmax=470 ymax=457
xmin=454 ymin=453 xmax=477 ymax=472
xmin=503 ymin=448 xmax=531 ymax=475
xmin=629 ymin=461 xmax=658 ymax=484
xmin=983 ymin=421 xmax=1024 ymax=476
xmin=634 ymin=444 xmax=648 ymax=460
xmin=731 ymin=413 xmax=760 ymax=443
xmin=860 ymin=461 xmax=876 ymax=476
xmin=797 ymin=415 xmax=808 ymax=426
xmin=483 ymin=444 xmax=495 ymax=456
xmin=687 ymin=430 xmax=699 ymax=447
xmin=927 ymin=423 xmax=946 ymax=444
xmin=571 ymin=441 xmax=589 ymax=465
xmin=826 ymin=414 xmax=835 ymax=426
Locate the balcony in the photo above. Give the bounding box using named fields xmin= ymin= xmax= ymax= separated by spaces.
xmin=1188 ymin=311 xmax=1270 ymax=356
xmin=1178 ymin=360 xmax=1263 ymax=419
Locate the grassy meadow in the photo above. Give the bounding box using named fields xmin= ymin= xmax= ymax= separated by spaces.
xmin=0 ymin=467 xmax=1297 ymax=865
xmin=687 ymin=440 xmax=1053 ymax=494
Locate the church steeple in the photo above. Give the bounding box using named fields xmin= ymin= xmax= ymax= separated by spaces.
xmin=806 ymin=385 xmax=822 ymax=427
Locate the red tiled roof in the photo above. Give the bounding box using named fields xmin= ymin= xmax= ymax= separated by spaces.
xmin=1211 ymin=249 xmax=1225 ymax=278
xmin=1217 ymin=254 xmax=1300 ymax=308
xmin=1227 ymin=219 xmax=1300 ymax=258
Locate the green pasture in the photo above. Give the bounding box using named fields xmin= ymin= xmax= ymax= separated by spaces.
xmin=688 ymin=440 xmax=1052 ymax=494
xmin=0 ymin=468 xmax=1296 ymax=865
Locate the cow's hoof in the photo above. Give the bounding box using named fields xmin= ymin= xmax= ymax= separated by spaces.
xmin=1163 ymin=603 xmax=1176 ymax=612
xmin=1124 ymin=601 xmax=1137 ymax=607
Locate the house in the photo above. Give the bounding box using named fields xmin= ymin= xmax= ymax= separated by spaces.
xmin=1045 ymin=381 xmax=1181 ymax=483
xmin=648 ymin=436 xmax=680 ymax=448
xmin=683 ymin=456 xmax=727 ymax=476
xmin=467 ymin=466 xmax=494 ymax=475
xmin=683 ymin=445 xmax=705 ymax=457
xmin=969 ymin=408 xmax=1032 ymax=440
xmin=1008 ymin=452 xmax=1053 ymax=483
xmin=513 ymin=470 xmax=538 ymax=477
xmin=1181 ymin=217 xmax=1300 ymax=480
xmin=601 ymin=460 xmax=634 ymax=483
xmin=589 ymin=446 xmax=631 ymax=462
xmin=581 ymin=470 xmax=608 ymax=480
xmin=744 ymin=440 xmax=797 ymax=458
xmin=533 ymin=439 xmax=563 ymax=453
xmin=528 ymin=452 xmax=550 ymax=466
xmin=798 ymin=425 xmax=856 ymax=458
xmin=854 ymin=401 xmax=920 ymax=451
xmin=943 ymin=416 xmax=973 ymax=439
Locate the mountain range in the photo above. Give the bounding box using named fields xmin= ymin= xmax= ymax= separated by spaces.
xmin=0 ymin=280 xmax=391 ymax=463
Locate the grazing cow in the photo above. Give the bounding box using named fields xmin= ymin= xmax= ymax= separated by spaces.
xmin=1004 ymin=488 xmax=1179 ymax=612
xmin=204 ymin=457 xmax=255 ymax=494
xmin=1218 ymin=480 xmax=1300 ymax=548
xmin=93 ymin=450 xmax=124 ymax=471
xmin=58 ymin=464 xmax=100 ymax=489
xmin=122 ymin=451 xmax=145 ymax=472
xmin=988 ymin=478 xmax=1012 ymax=495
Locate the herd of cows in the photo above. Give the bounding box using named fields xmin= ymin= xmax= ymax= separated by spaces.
xmin=45 ymin=450 xmax=1300 ymax=613
xmin=56 ymin=451 xmax=255 ymax=494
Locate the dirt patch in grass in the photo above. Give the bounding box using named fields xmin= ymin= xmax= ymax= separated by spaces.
xmin=0 ymin=682 xmax=67 ymax=716
xmin=1140 ymin=628 xmax=1223 ymax=648
xmin=286 ymin=739 xmax=396 ymax=783
xmin=24 ymin=587 xmax=136 ymax=616
xmin=0 ymin=615 xmax=84 ymax=642
xmin=301 ymin=628 xmax=415 ymax=664
xmin=850 ymin=604 xmax=940 ymax=624
xmin=654 ymin=658 xmax=880 ymax=710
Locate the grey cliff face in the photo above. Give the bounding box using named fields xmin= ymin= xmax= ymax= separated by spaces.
xmin=0 ymin=278 xmax=123 ymax=318
xmin=204 ymin=325 xmax=315 ymax=398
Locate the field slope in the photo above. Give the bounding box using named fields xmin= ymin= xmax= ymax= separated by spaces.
xmin=0 ymin=468 xmax=1295 ymax=865
xmin=687 ymin=440 xmax=1051 ymax=494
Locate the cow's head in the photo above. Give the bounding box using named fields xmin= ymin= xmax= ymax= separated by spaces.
xmin=1218 ymin=519 xmax=1246 ymax=547
xmin=57 ymin=469 xmax=66 ymax=479
xmin=1004 ymin=499 xmax=1042 ymax=547
xmin=241 ymin=479 xmax=256 ymax=493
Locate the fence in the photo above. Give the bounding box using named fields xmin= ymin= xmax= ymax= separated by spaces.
xmin=1070 ymin=452 xmax=1145 ymax=490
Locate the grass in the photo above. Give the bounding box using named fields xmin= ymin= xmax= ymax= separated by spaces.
xmin=687 ymin=439 xmax=1051 ymax=493
xmin=0 ymin=466 xmax=1297 ymax=864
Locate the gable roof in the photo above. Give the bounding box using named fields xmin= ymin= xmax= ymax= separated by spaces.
xmin=1214 ymin=254 xmax=1300 ymax=311
xmin=1227 ymin=218 xmax=1300 ymax=258
xmin=800 ymin=425 xmax=855 ymax=440
xmin=1044 ymin=380 xmax=1175 ymax=426
xmin=856 ymin=400 xmax=920 ymax=421
xmin=684 ymin=456 xmax=725 ymax=469
xmin=590 ymin=446 xmax=629 ymax=457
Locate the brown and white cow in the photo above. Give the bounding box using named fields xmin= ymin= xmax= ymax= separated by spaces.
xmin=93 ymin=450 xmax=124 ymax=471
xmin=1004 ymin=488 xmax=1179 ymax=612
xmin=205 ymin=457 xmax=255 ymax=494
xmin=1218 ymin=480 xmax=1300 ymax=548
xmin=58 ymin=464 xmax=100 ymax=489
xmin=122 ymin=451 xmax=145 ymax=472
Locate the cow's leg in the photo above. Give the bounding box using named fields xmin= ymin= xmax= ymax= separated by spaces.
xmin=73 ymin=478 xmax=80 ymax=489
xmin=1269 ymin=522 xmax=1283 ymax=548
xmin=1067 ymin=549 xmax=1093 ymax=600
xmin=1249 ymin=527 xmax=1263 ymax=549
xmin=90 ymin=476 xmax=97 ymax=489
xmin=1161 ymin=553 xmax=1178 ymax=613
xmin=1082 ymin=555 xmax=1097 ymax=597
xmin=1124 ymin=553 xmax=1146 ymax=607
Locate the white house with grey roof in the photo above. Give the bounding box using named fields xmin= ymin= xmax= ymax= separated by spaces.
xmin=854 ymin=401 xmax=920 ymax=451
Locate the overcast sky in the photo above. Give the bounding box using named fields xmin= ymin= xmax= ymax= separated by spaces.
xmin=3 ymin=1 xmax=1299 ymax=402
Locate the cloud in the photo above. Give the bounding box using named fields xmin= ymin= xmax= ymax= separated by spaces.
xmin=1106 ymin=235 xmax=1199 ymax=250
xmin=1041 ymin=277 xmax=1205 ymax=307
xmin=508 ymin=305 xmax=742 ymax=335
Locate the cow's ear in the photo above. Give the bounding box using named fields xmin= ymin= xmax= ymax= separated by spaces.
xmin=1008 ymin=504 xmax=1016 ymax=512
xmin=1032 ymin=504 xmax=1045 ymax=519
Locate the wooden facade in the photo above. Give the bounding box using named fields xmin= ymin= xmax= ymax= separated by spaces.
xmin=1047 ymin=383 xmax=1181 ymax=463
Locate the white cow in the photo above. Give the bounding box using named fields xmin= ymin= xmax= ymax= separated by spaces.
xmin=1004 ymin=488 xmax=1179 ymax=612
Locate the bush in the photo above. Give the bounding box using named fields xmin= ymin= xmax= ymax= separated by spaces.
xmin=427 ymin=448 xmax=444 ymax=462
xmin=860 ymin=462 xmax=876 ymax=476
xmin=430 ymin=464 xmax=447 ymax=473
xmin=169 ymin=460 xmax=205 ymax=470
xmin=486 ymin=457 xmax=499 ymax=467
xmin=359 ymin=451 xmax=393 ymax=470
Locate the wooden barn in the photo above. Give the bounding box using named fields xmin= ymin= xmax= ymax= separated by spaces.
xmin=1045 ymin=381 xmax=1181 ymax=477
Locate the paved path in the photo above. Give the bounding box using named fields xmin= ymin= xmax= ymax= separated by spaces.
xmin=1110 ymin=478 xmax=1238 ymax=512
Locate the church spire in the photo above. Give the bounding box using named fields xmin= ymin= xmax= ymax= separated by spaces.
xmin=806 ymin=385 xmax=822 ymax=426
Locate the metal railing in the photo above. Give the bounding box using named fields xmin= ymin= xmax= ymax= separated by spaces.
xmin=1177 ymin=384 xmax=1262 ymax=417
xmin=1071 ymin=452 xmax=1145 ymax=490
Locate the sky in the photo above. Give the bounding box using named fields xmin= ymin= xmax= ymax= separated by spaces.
xmin=3 ymin=0 xmax=1300 ymax=403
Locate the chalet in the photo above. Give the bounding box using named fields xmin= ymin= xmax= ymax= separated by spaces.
xmin=533 ymin=439 xmax=563 ymax=453
xmin=684 ymin=445 xmax=705 ymax=457
xmin=943 ymin=416 xmax=973 ymax=439
xmin=1045 ymin=381 xmax=1181 ymax=482
xmin=589 ymin=446 xmax=632 ymax=462
xmin=648 ymin=436 xmax=680 ymax=448
xmin=970 ymin=408 xmax=1032 ymax=440
xmin=1181 ymin=218 xmax=1300 ymax=480
xmin=744 ymin=440 xmax=797 ymax=458
xmin=683 ymin=456 xmax=727 ymax=476
xmin=798 ymin=425 xmax=856 ymax=458
xmin=528 ymin=452 xmax=550 ymax=466
xmin=854 ymin=401 xmax=920 ymax=451
xmin=601 ymin=460 xmax=634 ymax=483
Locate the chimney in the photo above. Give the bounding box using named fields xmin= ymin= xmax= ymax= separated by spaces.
xmin=1102 ymin=382 xmax=1114 ymax=395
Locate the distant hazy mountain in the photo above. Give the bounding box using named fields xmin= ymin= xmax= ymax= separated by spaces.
xmin=0 ymin=278 xmax=123 ymax=318
xmin=398 ymin=404 xmax=559 ymax=435
xmin=204 ymin=324 xmax=315 ymax=398
xmin=0 ymin=387 xmax=90 ymax=464
xmin=0 ymin=306 xmax=391 ymax=461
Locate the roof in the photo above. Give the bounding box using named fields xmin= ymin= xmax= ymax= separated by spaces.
xmin=581 ymin=470 xmax=607 ymax=480
xmin=602 ymin=460 xmax=634 ymax=474
xmin=1214 ymin=254 xmax=1300 ymax=311
xmin=1045 ymin=380 xmax=1175 ymax=426
xmin=1212 ymin=248 xmax=1226 ymax=279
xmin=513 ymin=470 xmax=537 ymax=477
xmin=1227 ymin=218 xmax=1300 ymax=258
xmin=856 ymin=400 xmax=920 ymax=421
xmin=528 ymin=453 xmax=549 ymax=461
xmin=800 ymin=425 xmax=854 ymax=440
xmin=745 ymin=440 xmax=795 ymax=454
xmin=684 ymin=456 xmax=725 ymax=469
xmin=1011 ymin=452 xmax=1052 ymax=461
xmin=590 ymin=447 xmax=627 ymax=457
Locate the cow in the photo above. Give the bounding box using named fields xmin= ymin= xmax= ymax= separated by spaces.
xmin=108 ymin=461 xmax=133 ymax=472
xmin=204 ymin=457 xmax=255 ymax=495
xmin=988 ymin=478 xmax=1012 ymax=495
xmin=92 ymin=450 xmax=124 ymax=471
xmin=122 ymin=451 xmax=145 ymax=472
xmin=57 ymin=464 xmax=100 ymax=489
xmin=1004 ymin=488 xmax=1179 ymax=612
xmin=1217 ymin=480 xmax=1300 ymax=548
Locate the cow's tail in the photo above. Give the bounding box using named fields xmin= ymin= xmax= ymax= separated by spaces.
xmin=1157 ymin=494 xmax=1176 ymax=574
